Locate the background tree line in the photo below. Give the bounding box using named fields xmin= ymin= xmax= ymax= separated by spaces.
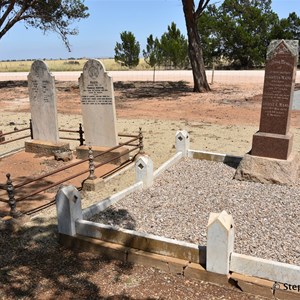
xmin=114 ymin=22 xmax=189 ymax=71
xmin=115 ymin=0 xmax=300 ymax=72
xmin=200 ymin=0 xmax=300 ymax=69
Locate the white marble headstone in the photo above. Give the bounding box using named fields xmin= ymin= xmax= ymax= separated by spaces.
xmin=28 ymin=60 xmax=59 ymax=142
xmin=79 ymin=59 xmax=118 ymax=147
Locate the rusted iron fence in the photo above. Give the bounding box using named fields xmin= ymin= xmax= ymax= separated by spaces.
xmin=0 ymin=128 xmax=143 ymax=216
xmin=58 ymin=123 xmax=85 ymax=146
xmin=0 ymin=120 xmax=32 ymax=146
xmin=0 ymin=120 xmax=85 ymax=148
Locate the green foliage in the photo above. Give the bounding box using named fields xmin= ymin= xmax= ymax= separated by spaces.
xmin=143 ymin=34 xmax=160 ymax=68
xmin=198 ymin=0 xmax=300 ymax=69
xmin=271 ymin=12 xmax=300 ymax=41
xmin=158 ymin=22 xmax=189 ymax=69
xmin=198 ymin=4 xmax=221 ymax=65
xmin=114 ymin=31 xmax=140 ymax=68
xmin=0 ymin=0 xmax=89 ymax=51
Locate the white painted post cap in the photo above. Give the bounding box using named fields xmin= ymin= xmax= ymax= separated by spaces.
xmin=207 ymin=210 xmax=234 ymax=275
xmin=135 ymin=155 xmax=154 ymax=189
xmin=175 ymin=130 xmax=190 ymax=157
xmin=56 ymin=185 xmax=82 ymax=236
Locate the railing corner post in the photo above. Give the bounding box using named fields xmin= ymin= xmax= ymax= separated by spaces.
xmin=139 ymin=127 xmax=144 ymax=154
xmin=79 ymin=123 xmax=84 ymax=146
xmin=6 ymin=173 xmax=20 ymax=217
xmin=29 ymin=119 xmax=33 ymax=139
xmin=88 ymin=147 xmax=97 ymax=180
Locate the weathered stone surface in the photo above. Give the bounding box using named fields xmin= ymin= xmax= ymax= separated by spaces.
xmin=55 ymin=185 xmax=82 ymax=236
xmin=259 ymin=40 xmax=297 ymax=135
xmin=53 ymin=149 xmax=73 ymax=162
xmin=234 ymin=152 xmax=300 ymax=185
xmin=75 ymin=219 xmax=202 ymax=264
xmin=251 ymin=131 xmax=293 ymax=160
xmin=82 ymin=177 xmax=104 ymax=192
xmin=25 ymin=140 xmax=70 ymax=156
xmin=175 ymin=130 xmax=190 ymax=157
xmin=76 ymin=145 xmax=129 ymax=165
xmin=251 ymin=40 xmax=298 ymax=160
xmin=28 ymin=60 xmax=59 ymax=142
xmin=292 ymin=90 xmax=300 ymax=110
xmin=207 ymin=211 xmax=234 ymax=275
xmin=135 ymin=155 xmax=154 ymax=188
xmin=79 ymin=59 xmax=118 ymax=147
xmin=230 ymin=252 xmax=300 ymax=286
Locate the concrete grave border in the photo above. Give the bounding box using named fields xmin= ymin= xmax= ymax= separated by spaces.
xmin=56 ymin=130 xmax=300 ymax=299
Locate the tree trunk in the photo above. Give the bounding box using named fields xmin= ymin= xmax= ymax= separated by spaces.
xmin=182 ymin=0 xmax=211 ymax=92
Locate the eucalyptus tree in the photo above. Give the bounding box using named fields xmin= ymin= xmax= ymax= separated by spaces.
xmin=0 ymin=0 xmax=89 ymax=51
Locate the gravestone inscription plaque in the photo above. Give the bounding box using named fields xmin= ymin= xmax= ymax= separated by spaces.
xmin=79 ymin=59 xmax=118 ymax=147
xmin=28 ymin=60 xmax=59 ymax=142
xmin=251 ymin=40 xmax=298 ymax=160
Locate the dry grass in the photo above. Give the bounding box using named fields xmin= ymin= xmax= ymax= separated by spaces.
xmin=0 ymin=58 xmax=152 ymax=72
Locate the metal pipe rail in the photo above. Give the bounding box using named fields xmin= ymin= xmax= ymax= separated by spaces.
xmin=2 ymin=129 xmax=143 ymax=216
xmin=0 ymin=135 xmax=31 ymax=145
xmin=14 ymin=136 xmax=139 ymax=189
xmin=0 ymin=126 xmax=31 ymax=145
xmin=16 ymin=146 xmax=139 ymax=203
xmin=0 ymin=127 xmax=30 ymax=137
xmin=24 ymin=160 xmax=134 ymax=215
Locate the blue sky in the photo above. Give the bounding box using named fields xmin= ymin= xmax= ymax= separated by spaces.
xmin=0 ymin=0 xmax=299 ymax=60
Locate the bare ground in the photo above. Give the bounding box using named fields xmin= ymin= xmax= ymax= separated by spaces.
xmin=1 ymin=80 xmax=297 ymax=299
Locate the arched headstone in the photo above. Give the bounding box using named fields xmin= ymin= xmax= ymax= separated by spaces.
xmin=25 ymin=60 xmax=69 ymax=155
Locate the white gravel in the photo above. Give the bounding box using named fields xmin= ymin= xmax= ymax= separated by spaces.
xmin=91 ymin=158 xmax=300 ymax=266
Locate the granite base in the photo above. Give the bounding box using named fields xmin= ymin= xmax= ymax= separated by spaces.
xmin=251 ymin=132 xmax=293 ymax=160
xmin=234 ymin=152 xmax=300 ymax=185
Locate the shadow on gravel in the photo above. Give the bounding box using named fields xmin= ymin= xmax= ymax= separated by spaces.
xmin=0 ymin=216 xmax=146 ymax=299
xmin=90 ymin=207 xmax=136 ymax=230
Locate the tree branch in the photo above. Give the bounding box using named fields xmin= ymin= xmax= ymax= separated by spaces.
xmin=0 ymin=0 xmax=16 ymax=28
xmin=195 ymin=0 xmax=210 ymax=19
xmin=0 ymin=0 xmax=32 ymax=39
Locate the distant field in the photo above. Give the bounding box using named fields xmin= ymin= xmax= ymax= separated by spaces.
xmin=0 ymin=58 xmax=152 ymax=72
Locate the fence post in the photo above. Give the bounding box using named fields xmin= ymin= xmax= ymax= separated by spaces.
xmin=55 ymin=185 xmax=82 ymax=236
xmin=206 ymin=210 xmax=234 ymax=275
xmin=78 ymin=123 xmax=84 ymax=146
xmin=29 ymin=119 xmax=33 ymax=139
xmin=0 ymin=130 xmax=5 ymax=143
xmin=88 ymin=147 xmax=97 ymax=180
xmin=6 ymin=173 xmax=19 ymax=217
xmin=139 ymin=127 xmax=144 ymax=154
xmin=135 ymin=155 xmax=153 ymax=189
xmin=175 ymin=130 xmax=190 ymax=157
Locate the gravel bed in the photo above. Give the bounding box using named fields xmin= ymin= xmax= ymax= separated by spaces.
xmin=91 ymin=158 xmax=300 ymax=266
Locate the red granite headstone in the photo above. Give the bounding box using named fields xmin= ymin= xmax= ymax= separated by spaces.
xmin=251 ymin=40 xmax=298 ymax=160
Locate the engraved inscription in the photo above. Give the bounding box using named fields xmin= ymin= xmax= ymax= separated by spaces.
xmin=30 ymin=80 xmax=52 ymax=103
xmin=259 ymin=44 xmax=297 ymax=135
xmin=79 ymin=59 xmax=118 ymax=147
xmin=262 ymin=68 xmax=291 ymax=118
xmin=81 ymin=80 xmax=112 ymax=105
